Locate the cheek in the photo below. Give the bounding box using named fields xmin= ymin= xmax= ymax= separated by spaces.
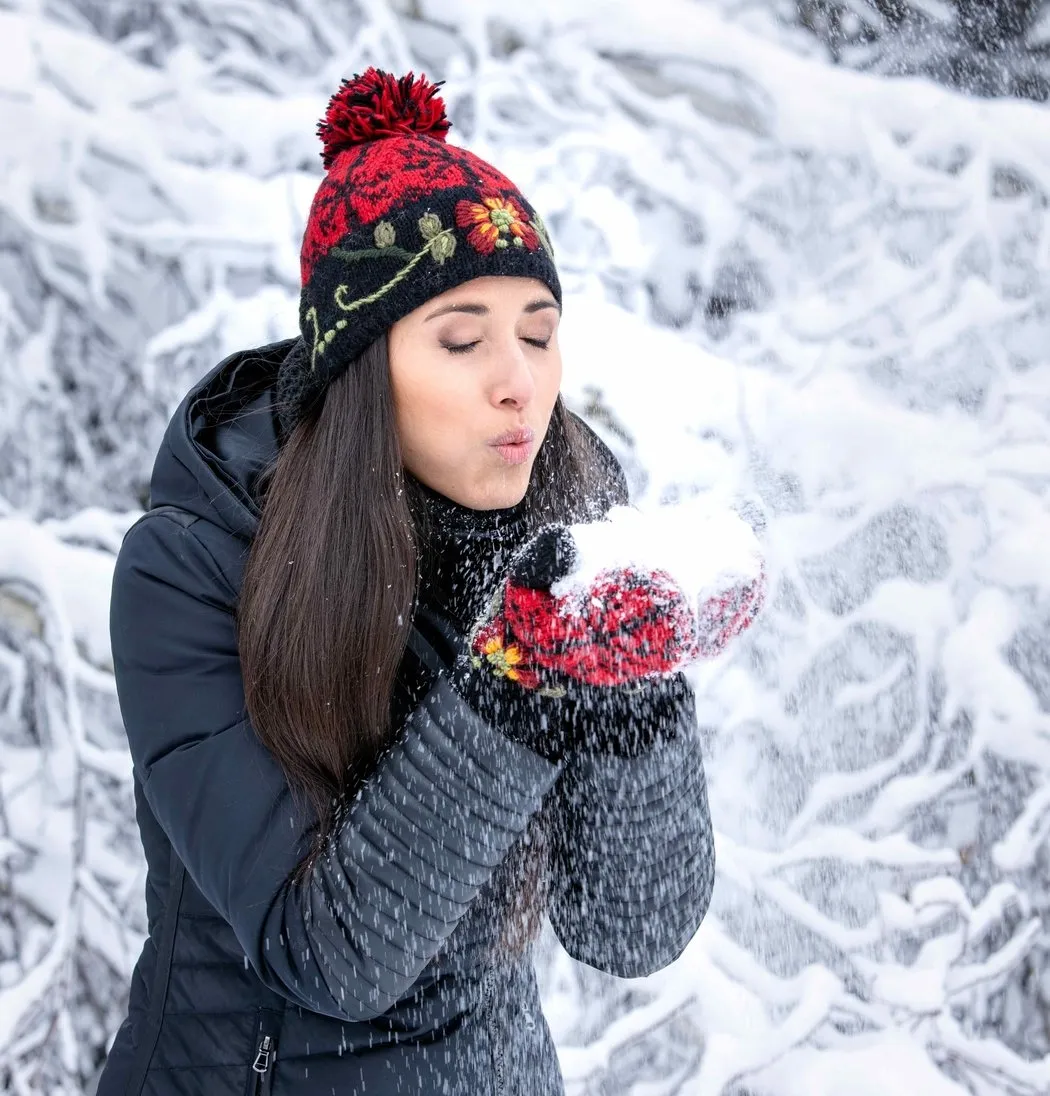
xmin=391 ymin=356 xmax=473 ymax=464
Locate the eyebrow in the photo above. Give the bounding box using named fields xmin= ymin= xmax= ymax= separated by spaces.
xmin=423 ymin=298 xmax=561 ymax=322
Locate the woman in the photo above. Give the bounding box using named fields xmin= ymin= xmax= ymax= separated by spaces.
xmin=100 ymin=69 xmax=719 ymax=1096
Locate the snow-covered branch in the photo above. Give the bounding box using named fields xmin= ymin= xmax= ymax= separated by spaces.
xmin=1 ymin=1 xmax=1048 ymax=1093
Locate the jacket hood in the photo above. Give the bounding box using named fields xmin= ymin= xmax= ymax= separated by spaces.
xmin=148 ymin=337 xmax=297 ymax=541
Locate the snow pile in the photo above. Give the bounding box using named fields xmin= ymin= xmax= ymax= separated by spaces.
xmin=0 ymin=1 xmax=1048 ymax=1094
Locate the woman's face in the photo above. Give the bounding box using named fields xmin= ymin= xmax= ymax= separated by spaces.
xmin=388 ymin=275 xmax=563 ymax=510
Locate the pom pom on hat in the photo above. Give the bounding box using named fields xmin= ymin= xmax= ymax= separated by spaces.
xmin=317 ymin=67 xmax=451 ymax=168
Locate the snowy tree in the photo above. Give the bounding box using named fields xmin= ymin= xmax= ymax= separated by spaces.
xmin=1 ymin=1 xmax=1049 ymax=1093
xmin=779 ymin=0 xmax=1050 ymax=99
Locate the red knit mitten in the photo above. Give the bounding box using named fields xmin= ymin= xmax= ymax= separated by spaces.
xmin=451 ymin=524 xmax=764 ymax=759
xmin=468 ymin=525 xmax=766 ymax=692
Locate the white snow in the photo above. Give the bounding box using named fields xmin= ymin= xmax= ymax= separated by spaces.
xmin=0 ymin=517 xmax=116 ymax=672
xmin=551 ymin=497 xmax=764 ymax=613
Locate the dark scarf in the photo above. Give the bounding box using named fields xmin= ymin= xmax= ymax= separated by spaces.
xmin=407 ymin=473 xmax=532 ymax=638
xmin=386 ymin=474 xmax=534 ymax=733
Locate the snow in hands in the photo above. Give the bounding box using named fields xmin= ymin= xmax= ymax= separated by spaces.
xmin=551 ymin=495 xmax=767 ymax=664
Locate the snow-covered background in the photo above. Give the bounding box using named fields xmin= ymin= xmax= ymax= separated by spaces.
xmin=1 ymin=1 xmax=1049 ymax=1093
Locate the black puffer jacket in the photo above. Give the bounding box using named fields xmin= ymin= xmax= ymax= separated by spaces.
xmin=98 ymin=338 xmax=716 ymax=1096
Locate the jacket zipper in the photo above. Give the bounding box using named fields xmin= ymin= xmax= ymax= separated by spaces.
xmin=482 ymin=969 xmax=506 ymax=1096
xmin=246 ymin=1008 xmax=281 ymax=1096
xmin=251 ymin=1035 xmax=273 ymax=1094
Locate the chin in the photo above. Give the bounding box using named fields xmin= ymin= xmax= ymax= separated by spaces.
xmin=475 ymin=483 xmax=528 ymax=511
xmin=419 ymin=458 xmax=533 ymax=511
xmin=472 ymin=466 xmax=531 ymax=510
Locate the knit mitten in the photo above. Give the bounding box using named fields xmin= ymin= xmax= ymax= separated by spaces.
xmin=450 ymin=523 xmax=766 ymax=760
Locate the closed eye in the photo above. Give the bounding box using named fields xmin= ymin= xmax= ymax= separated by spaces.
xmin=441 ymin=337 xmax=551 ymax=354
xmin=441 ymin=340 xmax=481 ymax=355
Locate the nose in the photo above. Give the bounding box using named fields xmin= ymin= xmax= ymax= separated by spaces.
xmin=490 ymin=336 xmax=536 ymax=410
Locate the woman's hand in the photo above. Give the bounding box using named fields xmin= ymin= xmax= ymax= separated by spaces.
xmin=450 ymin=521 xmax=765 ymax=760
xmin=469 ymin=524 xmax=766 ymax=689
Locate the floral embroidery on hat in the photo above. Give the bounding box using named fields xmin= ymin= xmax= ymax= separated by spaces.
xmin=306 ymin=214 xmax=458 ymax=370
xmin=418 ymin=212 xmax=457 ymax=263
xmin=531 ymin=210 xmax=555 ymax=260
xmin=455 ymin=195 xmax=539 ymax=255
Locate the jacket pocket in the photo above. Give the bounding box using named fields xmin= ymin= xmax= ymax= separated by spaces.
xmin=244 ymin=1007 xmax=281 ymax=1096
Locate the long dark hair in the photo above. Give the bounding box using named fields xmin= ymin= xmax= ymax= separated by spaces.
xmin=235 ymin=334 xmax=618 ymax=889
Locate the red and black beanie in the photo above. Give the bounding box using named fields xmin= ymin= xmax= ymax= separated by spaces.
xmin=276 ymin=68 xmax=561 ymax=438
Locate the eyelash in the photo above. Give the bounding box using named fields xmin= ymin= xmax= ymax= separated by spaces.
xmin=441 ymin=338 xmax=550 ymax=355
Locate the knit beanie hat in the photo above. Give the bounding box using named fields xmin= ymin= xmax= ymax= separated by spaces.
xmin=275 ymin=68 xmax=561 ymax=440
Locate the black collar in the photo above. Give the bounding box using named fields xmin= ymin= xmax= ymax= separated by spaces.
xmin=407 ymin=472 xmax=530 ymax=634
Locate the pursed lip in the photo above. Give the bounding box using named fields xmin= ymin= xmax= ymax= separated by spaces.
xmin=489 ymin=427 xmax=535 ymax=447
